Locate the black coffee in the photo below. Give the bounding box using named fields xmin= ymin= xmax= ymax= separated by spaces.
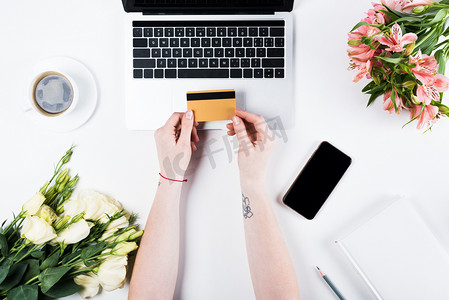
xmin=34 ymin=74 xmax=73 ymax=115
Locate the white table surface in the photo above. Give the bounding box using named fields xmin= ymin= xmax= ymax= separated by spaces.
xmin=1 ymin=0 xmax=449 ymax=299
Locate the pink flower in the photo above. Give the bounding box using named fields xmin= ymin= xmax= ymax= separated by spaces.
xmin=383 ymin=90 xmax=404 ymax=114
xmin=349 ymin=60 xmax=373 ymax=82
xmin=416 ymin=74 xmax=449 ymax=105
xmin=348 ymin=25 xmax=381 ymax=63
xmin=364 ymin=3 xmax=390 ymax=25
xmin=409 ymin=50 xmax=438 ymax=85
xmin=348 ymin=45 xmax=376 ymax=62
xmin=410 ymin=104 xmax=439 ymax=129
xmin=381 ymin=0 xmax=404 ymax=12
xmin=402 ymin=0 xmax=433 ymax=13
xmin=375 ymin=23 xmax=417 ymax=52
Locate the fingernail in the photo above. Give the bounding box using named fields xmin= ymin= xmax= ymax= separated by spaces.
xmin=186 ymin=110 xmax=193 ymax=120
xmin=233 ymin=116 xmax=240 ymax=125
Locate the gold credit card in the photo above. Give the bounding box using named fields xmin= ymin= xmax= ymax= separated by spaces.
xmin=187 ymin=89 xmax=236 ymax=122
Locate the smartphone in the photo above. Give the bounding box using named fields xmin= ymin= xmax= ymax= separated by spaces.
xmin=283 ymin=141 xmax=352 ymax=220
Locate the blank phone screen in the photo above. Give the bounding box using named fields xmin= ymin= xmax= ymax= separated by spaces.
xmin=283 ymin=142 xmax=351 ymax=220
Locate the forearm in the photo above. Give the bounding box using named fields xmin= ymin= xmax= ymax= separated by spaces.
xmin=241 ymin=181 xmax=300 ymax=300
xmin=129 ymin=180 xmax=182 ymax=300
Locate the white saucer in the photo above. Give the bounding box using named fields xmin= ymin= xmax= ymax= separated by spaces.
xmin=23 ymin=57 xmax=98 ymax=132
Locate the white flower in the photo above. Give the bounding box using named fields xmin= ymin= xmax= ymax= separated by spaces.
xmin=74 ymin=273 xmax=101 ymax=299
xmin=21 ymin=216 xmax=57 ymax=245
xmin=106 ymin=216 xmax=129 ymax=231
xmin=64 ymin=190 xmax=123 ymax=222
xmin=52 ymin=219 xmax=90 ymax=245
xmin=97 ymin=255 xmax=128 ymax=291
xmin=35 ymin=204 xmax=57 ymax=224
xmin=22 ymin=193 xmax=46 ymax=216
xmin=112 ymin=242 xmax=138 ymax=256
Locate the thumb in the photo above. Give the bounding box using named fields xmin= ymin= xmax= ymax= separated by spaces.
xmin=233 ymin=116 xmax=250 ymax=147
xmin=179 ymin=110 xmax=194 ymax=144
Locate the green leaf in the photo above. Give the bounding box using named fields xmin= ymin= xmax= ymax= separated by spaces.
xmin=362 ymin=81 xmax=377 ymax=93
xmin=23 ymin=259 xmax=40 ymax=283
xmin=81 ymin=242 xmax=106 ymax=263
xmin=379 ymin=10 xmax=399 ymax=22
xmin=408 ymin=9 xmax=448 ymax=27
xmin=349 ymin=21 xmax=369 ymax=32
xmin=367 ymin=90 xmax=384 ymax=107
xmin=38 ymin=266 xmax=71 ymax=293
xmin=0 ymin=234 xmax=8 ymax=257
xmin=61 ymin=250 xmax=81 ymax=265
xmin=42 ymin=278 xmax=80 ymax=298
xmin=7 ymin=285 xmax=38 ymax=300
xmin=0 ymin=263 xmax=11 ymax=285
xmin=30 ymin=251 xmax=45 ymax=260
xmin=376 ymin=56 xmax=405 ymax=64
xmin=0 ymin=263 xmax=27 ymax=290
xmin=434 ymin=49 xmax=448 ymax=74
xmin=40 ymin=251 xmax=59 ymax=271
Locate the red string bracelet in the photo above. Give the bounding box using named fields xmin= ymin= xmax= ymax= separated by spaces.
xmin=159 ymin=173 xmax=188 ymax=183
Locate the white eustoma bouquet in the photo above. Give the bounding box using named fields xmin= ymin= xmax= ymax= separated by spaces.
xmin=0 ymin=147 xmax=142 ymax=299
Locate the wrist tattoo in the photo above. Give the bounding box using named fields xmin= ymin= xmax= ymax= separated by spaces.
xmin=242 ymin=193 xmax=253 ymax=219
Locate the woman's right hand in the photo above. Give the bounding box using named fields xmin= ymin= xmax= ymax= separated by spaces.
xmin=226 ymin=109 xmax=275 ymax=185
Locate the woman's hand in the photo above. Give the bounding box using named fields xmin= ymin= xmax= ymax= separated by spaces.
xmin=154 ymin=110 xmax=199 ymax=180
xmin=226 ymin=109 xmax=275 ymax=185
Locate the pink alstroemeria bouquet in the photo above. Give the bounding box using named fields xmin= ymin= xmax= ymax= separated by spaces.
xmin=348 ymin=0 xmax=449 ymax=130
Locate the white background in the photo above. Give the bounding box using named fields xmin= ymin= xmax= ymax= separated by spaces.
xmin=1 ymin=0 xmax=449 ymax=299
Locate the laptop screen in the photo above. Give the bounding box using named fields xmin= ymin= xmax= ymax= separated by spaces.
xmin=122 ymin=0 xmax=294 ymax=14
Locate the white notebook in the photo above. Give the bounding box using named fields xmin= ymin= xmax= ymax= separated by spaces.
xmin=336 ymin=199 xmax=449 ymax=300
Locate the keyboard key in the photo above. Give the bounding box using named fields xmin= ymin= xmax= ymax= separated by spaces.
xmin=168 ymin=59 xmax=177 ymax=68
xmin=246 ymin=48 xmax=255 ymax=57
xmin=183 ymin=49 xmax=193 ymax=57
xmin=173 ymin=48 xmax=182 ymax=57
xmin=222 ymin=38 xmax=231 ymax=47
xmin=251 ymin=58 xmax=261 ymax=67
xmin=209 ymin=58 xmax=219 ymax=67
xmin=199 ymin=59 xmax=208 ymax=68
xmin=170 ymin=38 xmax=179 ymax=47
xmin=196 ymin=28 xmax=206 ymax=37
xmin=254 ymin=38 xmax=263 ymax=47
xmin=231 ymin=69 xmax=243 ymax=78
xmin=186 ymin=28 xmax=195 ymax=37
xmin=160 ymin=38 xmax=169 ymax=47
xmin=241 ymin=58 xmax=250 ymax=67
xmin=162 ymin=49 xmax=171 ymax=57
xmin=264 ymin=68 xmax=274 ymax=78
xmin=259 ymin=27 xmax=269 ymax=36
xmin=154 ymin=28 xmax=163 ymax=37
xmin=270 ymin=28 xmax=285 ymax=37
xmin=152 ymin=49 xmax=161 ymax=58
xmin=191 ymin=38 xmax=200 ymax=47
xmin=233 ymin=38 xmax=242 ymax=47
xmin=220 ymin=58 xmax=229 ymax=68
xmin=217 ymin=27 xmax=226 ymax=36
xmin=149 ymin=38 xmax=158 ymax=47
xmin=207 ymin=27 xmax=216 ymax=37
xmin=134 ymin=69 xmax=143 ymax=78
xmin=178 ymin=59 xmax=188 ymax=68
xmin=254 ymin=68 xmax=263 ymax=78
xmin=189 ymin=59 xmax=198 ymax=68
xmin=204 ymin=48 xmax=213 ymax=57
xmin=201 ymin=38 xmax=211 ymax=47
xmin=133 ymin=28 xmax=142 ymax=37
xmin=181 ymin=38 xmax=190 ymax=47
xmin=275 ymin=38 xmax=284 ymax=47
xmin=228 ymin=27 xmax=237 ymax=37
xmin=225 ymin=48 xmax=234 ymax=57
xmin=275 ymin=69 xmax=285 ymax=78
xmin=249 ymin=27 xmax=258 ymax=36
xmin=155 ymin=69 xmax=163 ymax=78
xmin=212 ymin=38 xmax=221 ymax=47
xmin=243 ymin=68 xmax=253 ymax=78
xmin=144 ymin=69 xmax=153 ymax=78
xmin=178 ymin=69 xmax=229 ymax=78
xmin=230 ymin=59 xmax=239 ymax=67
xmin=194 ymin=48 xmax=203 ymax=57
xmin=165 ymin=69 xmax=176 ymax=78
xmin=267 ymin=48 xmax=285 ymax=57
xmin=257 ymin=48 xmax=266 ymax=57
xmin=175 ymin=28 xmax=184 ymax=37
xmin=165 ymin=28 xmax=174 ymax=37
xmin=214 ymin=48 xmax=224 ymax=57
xmin=144 ymin=28 xmax=153 ymax=37
xmin=236 ymin=48 xmax=245 ymax=57
xmin=262 ymin=58 xmax=284 ymax=67
xmin=157 ymin=59 xmax=166 ymax=68
xmin=265 ymin=38 xmax=274 ymax=47
xmin=238 ymin=27 xmax=248 ymax=37
xmin=243 ymin=38 xmax=253 ymax=47
xmin=133 ymin=49 xmax=150 ymax=57
xmin=133 ymin=38 xmax=147 ymax=47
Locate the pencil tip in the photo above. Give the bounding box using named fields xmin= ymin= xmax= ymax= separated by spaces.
xmin=315 ymin=266 xmax=320 ymax=271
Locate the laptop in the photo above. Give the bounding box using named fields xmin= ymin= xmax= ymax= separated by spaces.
xmin=122 ymin=0 xmax=295 ymax=130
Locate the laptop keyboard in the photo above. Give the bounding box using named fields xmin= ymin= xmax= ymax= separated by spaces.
xmin=132 ymin=21 xmax=285 ymax=79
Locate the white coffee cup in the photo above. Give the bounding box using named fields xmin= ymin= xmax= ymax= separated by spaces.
xmin=28 ymin=71 xmax=78 ymax=117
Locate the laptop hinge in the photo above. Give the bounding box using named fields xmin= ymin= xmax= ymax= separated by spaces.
xmin=142 ymin=10 xmax=275 ymax=15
